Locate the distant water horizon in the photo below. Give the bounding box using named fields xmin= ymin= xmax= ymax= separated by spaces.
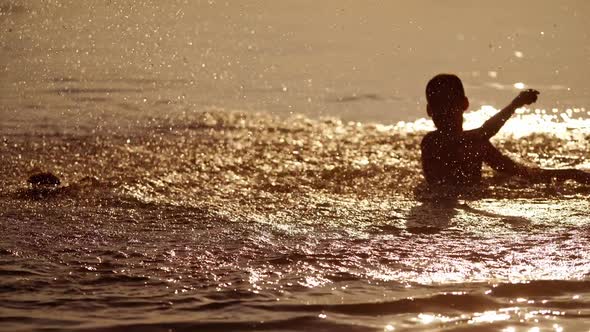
xmin=1 ymin=0 xmax=590 ymax=129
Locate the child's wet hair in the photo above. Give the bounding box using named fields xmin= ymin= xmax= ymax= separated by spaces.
xmin=426 ymin=74 xmax=465 ymax=108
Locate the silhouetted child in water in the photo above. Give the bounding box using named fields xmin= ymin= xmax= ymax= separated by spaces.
xmin=421 ymin=74 xmax=590 ymax=185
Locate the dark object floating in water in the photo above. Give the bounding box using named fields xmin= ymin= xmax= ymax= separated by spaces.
xmin=25 ymin=172 xmax=62 ymax=200
xmin=28 ymin=172 xmax=61 ymax=187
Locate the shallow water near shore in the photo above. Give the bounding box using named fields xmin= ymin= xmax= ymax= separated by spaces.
xmin=2 ymin=108 xmax=590 ymax=331
xmin=2 ymin=1 xmax=590 ymax=331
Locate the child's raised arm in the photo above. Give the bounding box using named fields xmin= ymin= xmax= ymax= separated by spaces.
xmin=471 ymin=89 xmax=539 ymax=140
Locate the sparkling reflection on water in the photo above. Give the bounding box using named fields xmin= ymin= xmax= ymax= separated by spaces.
xmin=1 ymin=107 xmax=590 ymax=331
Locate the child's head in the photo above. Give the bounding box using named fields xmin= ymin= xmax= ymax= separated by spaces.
xmin=426 ymin=74 xmax=469 ymax=131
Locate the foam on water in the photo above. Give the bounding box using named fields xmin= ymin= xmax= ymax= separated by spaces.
xmin=1 ymin=107 xmax=590 ymax=331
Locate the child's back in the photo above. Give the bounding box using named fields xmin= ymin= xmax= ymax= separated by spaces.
xmin=421 ymin=130 xmax=486 ymax=185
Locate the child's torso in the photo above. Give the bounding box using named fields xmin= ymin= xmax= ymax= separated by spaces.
xmin=420 ymin=131 xmax=486 ymax=185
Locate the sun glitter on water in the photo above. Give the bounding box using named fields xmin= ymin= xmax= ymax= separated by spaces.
xmin=513 ymin=82 xmax=526 ymax=89
xmin=397 ymin=105 xmax=590 ymax=141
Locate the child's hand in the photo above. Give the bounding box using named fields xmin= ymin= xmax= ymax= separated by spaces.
xmin=511 ymin=89 xmax=540 ymax=108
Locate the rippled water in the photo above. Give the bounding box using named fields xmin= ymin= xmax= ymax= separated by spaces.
xmin=2 ymin=107 xmax=590 ymax=331
xmin=2 ymin=1 xmax=590 ymax=331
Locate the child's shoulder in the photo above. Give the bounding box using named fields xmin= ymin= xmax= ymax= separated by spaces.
xmin=421 ymin=130 xmax=475 ymax=149
xmin=421 ymin=130 xmax=441 ymax=142
xmin=420 ymin=130 xmax=440 ymax=150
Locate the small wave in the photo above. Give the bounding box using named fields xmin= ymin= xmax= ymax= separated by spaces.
xmin=490 ymin=280 xmax=590 ymax=297
xmin=190 ymin=300 xmax=244 ymax=311
xmin=251 ymin=293 xmax=501 ymax=315
xmin=329 ymin=93 xmax=383 ymax=103
xmin=0 ymin=316 xmax=80 ymax=330
xmin=80 ymin=274 xmax=152 ymax=286
xmin=45 ymin=88 xmax=146 ymax=95
xmin=73 ymin=315 xmax=368 ymax=332
xmin=0 ymin=268 xmax=45 ymax=277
